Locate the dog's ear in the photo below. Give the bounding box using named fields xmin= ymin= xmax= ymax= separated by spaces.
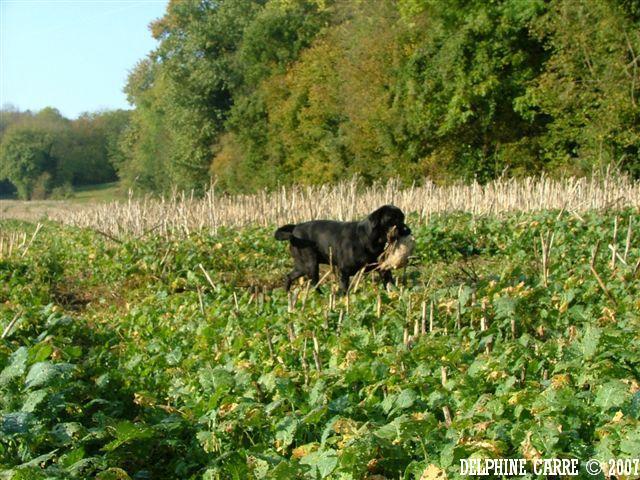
xmin=369 ymin=205 xmax=402 ymax=229
xmin=368 ymin=205 xmax=391 ymax=229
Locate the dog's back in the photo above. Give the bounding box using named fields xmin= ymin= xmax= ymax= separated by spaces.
xmin=274 ymin=224 xmax=296 ymax=241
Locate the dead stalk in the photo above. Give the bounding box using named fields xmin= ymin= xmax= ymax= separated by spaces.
xmin=21 ymin=223 xmax=42 ymax=258
xmin=312 ymin=332 xmax=322 ymax=373
xmin=287 ymin=323 xmax=296 ymax=342
xmin=300 ymin=280 xmax=311 ymax=311
xmin=36 ymin=174 xmax=640 ymax=239
xmin=197 ymin=286 xmax=205 ymax=316
xmin=265 ymin=328 xmax=274 ymax=360
xmin=1 ymin=311 xmax=21 ymax=339
xmin=590 ymin=241 xmax=617 ymax=305
xmin=442 ymin=406 xmax=452 ymax=427
xmin=429 ymin=300 xmax=434 ymax=333
xmin=623 ymin=216 xmax=632 ymax=262
xmin=301 ymin=337 xmax=309 ymax=384
xmin=198 ymin=264 xmax=216 ymax=291
xmin=540 ymin=230 xmax=555 ymax=287
xmin=233 ymin=291 xmax=239 ymax=312
xmin=611 ymin=216 xmax=618 ymax=270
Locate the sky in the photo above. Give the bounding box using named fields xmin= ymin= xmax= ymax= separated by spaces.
xmin=0 ymin=0 xmax=168 ymax=119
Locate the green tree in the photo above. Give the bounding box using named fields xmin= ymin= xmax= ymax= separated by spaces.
xmin=0 ymin=128 xmax=57 ymax=199
xmin=393 ymin=0 xmax=549 ymax=181
xmin=522 ymin=0 xmax=640 ymax=176
xmin=118 ymin=0 xmax=640 ymax=192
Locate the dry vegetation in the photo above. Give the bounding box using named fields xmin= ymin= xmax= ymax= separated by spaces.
xmin=1 ymin=175 xmax=639 ymax=239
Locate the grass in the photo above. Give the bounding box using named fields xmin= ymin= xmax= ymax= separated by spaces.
xmin=69 ymin=182 xmax=122 ymax=203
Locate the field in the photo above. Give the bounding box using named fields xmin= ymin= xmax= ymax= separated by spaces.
xmin=0 ymin=185 xmax=639 ymax=479
xmin=0 ymin=183 xmax=122 ymax=224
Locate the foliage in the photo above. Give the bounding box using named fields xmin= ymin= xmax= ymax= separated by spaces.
xmin=0 ymin=128 xmax=57 ymax=200
xmin=5 ymin=0 xmax=638 ymax=195
xmin=1 ymin=209 xmax=639 ymax=478
xmin=117 ymin=0 xmax=639 ymax=193
xmin=0 ymin=107 xmax=130 ymax=199
xmin=524 ymin=0 xmax=640 ymax=176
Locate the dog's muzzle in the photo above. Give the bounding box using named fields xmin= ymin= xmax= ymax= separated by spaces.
xmin=399 ymin=224 xmax=411 ymax=236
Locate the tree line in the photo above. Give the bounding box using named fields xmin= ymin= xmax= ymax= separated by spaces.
xmin=0 ymin=107 xmax=129 ymax=199
xmin=2 ymin=0 xmax=639 ymax=199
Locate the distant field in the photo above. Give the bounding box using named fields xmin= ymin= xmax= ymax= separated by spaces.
xmin=68 ymin=182 xmax=122 ymax=203
xmin=0 ymin=182 xmax=122 ymax=222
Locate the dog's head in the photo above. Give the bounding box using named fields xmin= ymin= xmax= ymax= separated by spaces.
xmin=367 ymin=205 xmax=411 ymax=244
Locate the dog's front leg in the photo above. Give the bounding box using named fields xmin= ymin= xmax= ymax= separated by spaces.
xmin=339 ymin=270 xmax=350 ymax=293
xmin=378 ymin=270 xmax=393 ymax=288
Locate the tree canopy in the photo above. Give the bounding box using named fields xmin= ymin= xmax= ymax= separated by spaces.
xmin=116 ymin=0 xmax=639 ymax=193
xmin=3 ymin=0 xmax=639 ymax=197
xmin=0 ymin=107 xmax=130 ymax=199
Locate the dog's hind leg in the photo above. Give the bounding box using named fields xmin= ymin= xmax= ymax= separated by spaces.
xmin=338 ymin=270 xmax=351 ymax=293
xmin=309 ymin=261 xmax=321 ymax=292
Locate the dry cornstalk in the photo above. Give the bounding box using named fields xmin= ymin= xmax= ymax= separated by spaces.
xmin=349 ymin=266 xmax=367 ymax=293
xmin=590 ymin=241 xmax=617 ymax=305
xmin=540 ymin=231 xmax=555 ymax=287
xmin=233 ymin=291 xmax=239 ymax=312
xmin=287 ymin=323 xmax=296 ymax=342
xmin=456 ymin=285 xmax=462 ymax=330
xmin=287 ymin=291 xmax=298 ymax=313
xmin=312 ymin=332 xmax=322 ymax=373
xmin=611 ymin=216 xmax=619 ymax=270
xmin=623 ymin=216 xmax=632 ymax=262
xmin=442 ymin=406 xmax=452 ymax=427
xmin=25 ymin=174 xmax=639 ymax=239
xmin=265 ymin=329 xmax=275 ymax=360
xmin=198 ymin=264 xmax=216 ymax=291
xmin=301 ymin=337 xmax=309 ymax=385
xmin=196 ymin=286 xmax=205 ymax=316
xmin=608 ymin=244 xmax=628 ymax=266
xmin=300 ymin=280 xmax=311 ymax=311
xmin=315 ymin=268 xmax=333 ymax=291
xmin=21 ymin=223 xmax=42 ymax=258
xmin=429 ymin=300 xmax=434 ymax=333
xmin=1 ymin=311 xmax=21 ymax=339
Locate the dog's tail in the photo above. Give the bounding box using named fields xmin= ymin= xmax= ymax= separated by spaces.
xmin=274 ymin=224 xmax=296 ymax=241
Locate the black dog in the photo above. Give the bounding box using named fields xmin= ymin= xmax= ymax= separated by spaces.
xmin=274 ymin=205 xmax=411 ymax=292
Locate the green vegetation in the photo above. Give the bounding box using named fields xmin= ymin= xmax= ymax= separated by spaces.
xmin=120 ymin=0 xmax=640 ymax=192
xmin=71 ymin=183 xmax=123 ymax=203
xmin=1 ymin=210 xmax=638 ymax=479
xmin=0 ymin=108 xmax=130 ymax=200
xmin=3 ymin=0 xmax=639 ymax=198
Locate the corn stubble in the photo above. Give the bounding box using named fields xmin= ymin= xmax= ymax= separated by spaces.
xmin=44 ymin=174 xmax=640 ymax=238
